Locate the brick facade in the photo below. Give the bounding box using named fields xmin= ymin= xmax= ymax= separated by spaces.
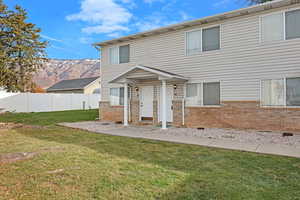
xmin=130 ymin=100 xmax=140 ymax=124
xmin=185 ymin=101 xmax=300 ymax=131
xmin=99 ymin=85 xmax=300 ymax=131
xmin=153 ymin=100 xmax=158 ymax=125
xmin=172 ymin=100 xmax=184 ymax=127
xmin=99 ymin=101 xmax=123 ymax=122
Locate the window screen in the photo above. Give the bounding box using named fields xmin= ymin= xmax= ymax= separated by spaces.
xmin=186 ymin=84 xmax=198 ymax=97
xmin=286 ymin=9 xmax=300 ymax=40
xmin=119 ymin=45 xmax=130 ymax=63
xmin=261 ymin=13 xmax=284 ymax=42
xmin=286 ymin=77 xmax=300 ymax=106
xmin=202 ymin=26 xmax=220 ymax=51
xmin=119 ymin=87 xmax=124 ymax=105
xmin=203 ymin=82 xmax=220 ymax=105
xmin=186 ymin=30 xmax=201 ymax=55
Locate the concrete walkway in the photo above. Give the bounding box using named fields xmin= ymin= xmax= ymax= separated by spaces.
xmin=60 ymin=121 xmax=300 ymax=158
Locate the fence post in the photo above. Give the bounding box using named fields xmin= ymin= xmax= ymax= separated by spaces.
xmin=83 ymin=101 xmax=86 ymax=110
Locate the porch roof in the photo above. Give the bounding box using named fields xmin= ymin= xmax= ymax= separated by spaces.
xmin=109 ymin=65 xmax=189 ymax=84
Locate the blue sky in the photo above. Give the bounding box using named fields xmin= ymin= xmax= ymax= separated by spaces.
xmin=4 ymin=0 xmax=245 ymax=59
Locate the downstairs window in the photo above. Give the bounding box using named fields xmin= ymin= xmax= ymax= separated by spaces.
xmin=261 ymin=77 xmax=300 ymax=107
xmin=110 ymin=88 xmax=124 ymax=106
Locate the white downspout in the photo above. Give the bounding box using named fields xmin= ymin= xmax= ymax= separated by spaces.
xmin=182 ymin=98 xmax=185 ymax=126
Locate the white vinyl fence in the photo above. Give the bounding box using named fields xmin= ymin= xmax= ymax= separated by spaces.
xmin=0 ymin=90 xmax=18 ymax=99
xmin=0 ymin=93 xmax=100 ymax=113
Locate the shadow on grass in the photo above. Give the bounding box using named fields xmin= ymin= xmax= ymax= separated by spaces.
xmin=15 ymin=126 xmax=300 ymax=200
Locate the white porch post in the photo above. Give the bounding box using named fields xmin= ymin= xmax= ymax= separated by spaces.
xmin=124 ymin=83 xmax=128 ymax=126
xmin=161 ymin=80 xmax=167 ymax=129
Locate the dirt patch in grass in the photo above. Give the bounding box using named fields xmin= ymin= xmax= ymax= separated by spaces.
xmin=0 ymin=123 xmax=46 ymax=133
xmin=0 ymin=152 xmax=38 ymax=164
xmin=0 ymin=147 xmax=65 ymax=164
xmin=0 ymin=122 xmax=23 ymax=130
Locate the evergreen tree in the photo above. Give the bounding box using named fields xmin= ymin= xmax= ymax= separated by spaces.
xmin=0 ymin=0 xmax=47 ymax=92
xmin=0 ymin=0 xmax=11 ymax=89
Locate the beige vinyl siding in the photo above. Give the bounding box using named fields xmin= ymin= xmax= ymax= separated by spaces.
xmin=125 ymin=69 xmax=156 ymax=79
xmin=84 ymin=80 xmax=101 ymax=94
xmin=100 ymin=4 xmax=300 ymax=102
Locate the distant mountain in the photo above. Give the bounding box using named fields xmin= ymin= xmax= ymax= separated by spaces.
xmin=33 ymin=59 xmax=100 ymax=89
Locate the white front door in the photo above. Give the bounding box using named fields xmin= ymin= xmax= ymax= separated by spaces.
xmin=140 ymin=86 xmax=154 ymax=119
xmin=159 ymin=86 xmax=173 ymax=122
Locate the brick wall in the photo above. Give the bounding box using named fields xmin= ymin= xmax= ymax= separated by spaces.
xmin=185 ymin=101 xmax=300 ymax=131
xmin=172 ymin=100 xmax=183 ymax=127
xmin=130 ymin=100 xmax=140 ymax=124
xmin=99 ymin=101 xmax=123 ymax=122
xmin=153 ymin=100 xmax=159 ymax=125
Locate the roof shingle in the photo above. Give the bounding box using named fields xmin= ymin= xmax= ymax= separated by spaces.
xmin=47 ymin=77 xmax=99 ymax=91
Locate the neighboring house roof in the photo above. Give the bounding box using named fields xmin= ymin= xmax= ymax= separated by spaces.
xmin=47 ymin=77 xmax=100 ymax=92
xmin=94 ymin=0 xmax=296 ymax=47
xmin=109 ymin=65 xmax=188 ymax=84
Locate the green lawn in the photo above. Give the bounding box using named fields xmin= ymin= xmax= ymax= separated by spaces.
xmin=0 ymin=109 xmax=98 ymax=126
xmin=0 ymin=111 xmax=300 ymax=200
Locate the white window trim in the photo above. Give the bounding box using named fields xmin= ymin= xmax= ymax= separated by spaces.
xmin=259 ymin=7 xmax=300 ymax=44
xmin=185 ymin=24 xmax=222 ymax=56
xmin=260 ymin=76 xmax=300 ymax=108
xmin=184 ymin=81 xmax=222 ymax=107
xmin=109 ymin=44 xmax=130 ymax=64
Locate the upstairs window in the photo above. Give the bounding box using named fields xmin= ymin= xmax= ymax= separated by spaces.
xmin=119 ymin=45 xmax=130 ymax=63
xmin=109 ymin=45 xmax=130 ymax=64
xmin=261 ymin=13 xmax=284 ymax=43
xmin=202 ymin=26 xmax=220 ymax=51
xmin=186 ymin=30 xmax=202 ymax=55
xmin=109 ymin=47 xmax=119 ymax=64
xmin=186 ymin=26 xmax=220 ymax=55
xmin=260 ymin=9 xmax=300 ymax=43
xmin=286 ymin=9 xmax=300 ymax=40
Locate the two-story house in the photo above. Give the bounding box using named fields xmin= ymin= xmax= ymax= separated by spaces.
xmin=95 ymin=0 xmax=300 ymax=131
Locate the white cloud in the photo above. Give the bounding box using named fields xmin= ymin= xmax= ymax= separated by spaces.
xmin=134 ymin=13 xmax=178 ymax=32
xmin=143 ymin=0 xmax=164 ymax=4
xmin=66 ymin=0 xmax=132 ymax=34
xmin=213 ymin=0 xmax=231 ymax=8
xmin=40 ymin=34 xmax=63 ymax=43
xmin=179 ymin=11 xmax=190 ymax=21
xmin=82 ymin=24 xmax=129 ymax=34
xmin=107 ymin=32 xmax=122 ymax=38
xmin=116 ymin=0 xmax=136 ymax=9
xmin=79 ymin=37 xmax=93 ymax=44
xmin=51 ymin=45 xmax=82 ymax=56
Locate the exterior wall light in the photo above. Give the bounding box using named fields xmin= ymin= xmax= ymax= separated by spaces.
xmin=173 ymin=84 xmax=177 ymax=96
xmin=135 ymin=87 xmax=139 ymax=97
